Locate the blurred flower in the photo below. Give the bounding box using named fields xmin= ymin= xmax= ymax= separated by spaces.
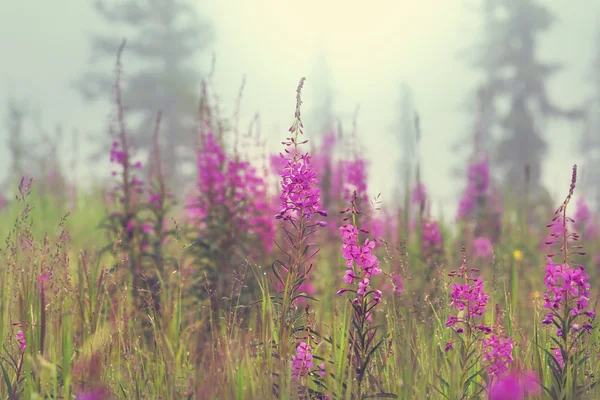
xmin=342 ymin=158 xmax=368 ymax=205
xmin=575 ymin=197 xmax=598 ymax=239
xmin=512 ymin=250 xmax=523 ymax=262
xmin=318 ymin=362 xmax=326 ymax=377
xmin=473 ymin=237 xmax=493 ymax=259
xmin=411 ymin=183 xmax=427 ymax=205
xmin=488 ymin=371 xmax=541 ymax=400
xmin=457 ymin=156 xmax=490 ymax=220
xmin=551 ymin=347 xmax=565 ymax=369
xmin=421 ymin=219 xmax=444 ymax=263
xmin=76 ymin=387 xmax=111 ymax=400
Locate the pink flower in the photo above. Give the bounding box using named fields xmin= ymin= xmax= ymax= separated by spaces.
xmin=411 ymin=183 xmax=427 ymax=205
xmin=342 ymin=158 xmax=368 ymax=205
xmin=483 ymin=334 xmax=515 ymax=378
xmin=276 ymin=151 xmax=327 ymax=222
xmin=449 ymin=277 xmax=489 ymax=318
xmin=422 ymin=219 xmax=444 ymax=263
xmin=190 ymin=132 xmax=276 ymax=253
xmin=141 ymin=223 xmax=153 ymax=234
xmin=473 ymin=237 xmax=493 ymax=259
xmin=551 ymin=347 xmax=565 ymax=369
xmin=291 ymin=342 xmax=313 ymax=379
xmin=542 ymin=257 xmax=592 ymax=315
xmin=457 ymin=156 xmax=490 ymax=220
xmin=109 ymin=141 xmax=127 ymax=166
xmin=16 ymin=330 xmax=26 ymax=353
xmin=126 ymin=220 xmax=135 ymax=233
xmin=488 ymin=371 xmax=541 ymax=400
xmin=76 ymin=387 xmax=111 ymax=400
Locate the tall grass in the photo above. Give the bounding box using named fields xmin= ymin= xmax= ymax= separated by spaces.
xmin=0 ymin=73 xmax=599 ymax=400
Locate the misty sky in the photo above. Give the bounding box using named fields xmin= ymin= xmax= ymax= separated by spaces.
xmin=1 ymin=1 xmax=598 ymax=219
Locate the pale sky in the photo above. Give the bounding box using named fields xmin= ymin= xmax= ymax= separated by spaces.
xmin=0 ymin=1 xmax=597 ymax=218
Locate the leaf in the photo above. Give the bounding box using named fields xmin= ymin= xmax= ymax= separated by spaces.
xmin=362 ymin=393 xmax=398 ymax=399
xmin=291 ymin=293 xmax=319 ymax=302
xmin=463 ymin=368 xmax=485 ymax=393
xmin=0 ymin=361 xmax=13 ymax=396
xmin=428 ymin=383 xmax=450 ymax=400
xmin=358 ymin=338 xmax=386 ymax=381
xmin=436 ymin=374 xmax=450 ymax=389
xmin=576 ymin=381 xmax=599 ymax=397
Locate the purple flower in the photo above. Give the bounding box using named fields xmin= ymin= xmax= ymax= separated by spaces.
xmin=16 ymin=330 xmax=26 ymax=353
xmin=291 ymin=342 xmax=313 ymax=379
xmin=488 ymin=371 xmax=541 ymax=400
xmin=541 ymin=313 xmax=554 ymax=325
xmin=277 ymin=151 xmax=327 ymax=221
xmin=342 ymin=158 xmax=368 ymax=205
xmin=190 ymin=132 xmax=276 ymax=254
xmin=109 ymin=141 xmax=127 ymax=166
xmin=542 ymin=257 xmax=591 ymax=315
xmin=421 ymin=219 xmax=444 ymax=263
xmin=318 ymin=362 xmax=326 ymax=377
xmin=552 ymin=348 xmax=565 ymax=369
xmin=483 ymin=334 xmax=515 ymax=378
xmin=338 ymin=200 xmax=383 ymax=314
xmin=473 ymin=236 xmax=493 ymax=259
xmin=457 ymin=156 xmax=490 ymax=220
xmin=411 ymin=183 xmax=427 ymax=205
xmin=449 ymin=277 xmax=489 ymax=318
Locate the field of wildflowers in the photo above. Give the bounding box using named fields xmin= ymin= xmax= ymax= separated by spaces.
xmin=1 ymin=59 xmax=599 ymax=399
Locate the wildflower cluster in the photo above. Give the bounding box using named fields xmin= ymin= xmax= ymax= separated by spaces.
xmin=337 ymin=192 xmax=387 ymax=397
xmin=276 ymin=150 xmax=327 ymax=222
xmin=443 ymin=249 xmax=510 ymax=396
xmin=291 ymin=342 xmax=315 ymax=378
xmin=483 ymin=334 xmax=515 ymax=378
xmin=339 ymin=223 xmax=382 ymax=296
xmin=290 ymin=342 xmax=326 ymax=379
xmin=445 ymin=251 xmax=490 ymax=335
xmin=540 ymin=165 xmax=597 ymax=397
xmin=542 ymin=257 xmax=593 ymax=324
xmin=270 ymin=79 xmax=328 ymax=382
xmin=483 ymin=308 xmax=515 ymax=381
xmin=190 ymin=131 xmax=274 ymax=253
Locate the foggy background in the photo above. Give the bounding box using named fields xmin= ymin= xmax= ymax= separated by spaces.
xmin=1 ymin=0 xmax=598 ymax=218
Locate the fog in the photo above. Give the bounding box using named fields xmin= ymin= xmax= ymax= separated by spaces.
xmin=1 ymin=0 xmax=598 ymax=217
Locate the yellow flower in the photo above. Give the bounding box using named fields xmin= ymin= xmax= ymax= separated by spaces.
xmin=513 ymin=250 xmax=523 ymax=261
